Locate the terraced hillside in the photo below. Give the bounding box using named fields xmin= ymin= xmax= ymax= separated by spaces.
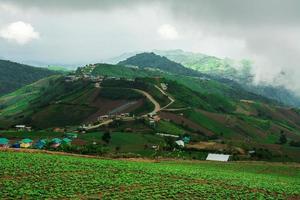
xmin=0 ymin=75 xmax=152 ymax=128
xmin=1 ymin=62 xmax=300 ymax=162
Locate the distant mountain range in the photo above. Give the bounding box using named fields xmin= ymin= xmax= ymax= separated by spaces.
xmin=106 ymin=50 xmax=300 ymax=108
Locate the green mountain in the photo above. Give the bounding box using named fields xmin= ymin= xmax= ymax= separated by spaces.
xmin=0 ymin=60 xmax=58 ymax=96
xmin=154 ymin=50 xmax=300 ymax=108
xmin=118 ymin=52 xmax=204 ymax=77
xmin=0 ymin=74 xmax=152 ymax=129
xmin=1 ymin=61 xmax=300 ymax=162
xmin=154 ymin=49 xmax=252 ymax=81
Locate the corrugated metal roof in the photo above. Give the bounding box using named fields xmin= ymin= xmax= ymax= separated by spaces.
xmin=0 ymin=138 xmax=9 ymax=144
xmin=206 ymin=153 xmax=230 ymax=162
xmin=175 ymin=140 xmax=185 ymax=147
xmin=21 ymin=138 xmax=33 ymax=144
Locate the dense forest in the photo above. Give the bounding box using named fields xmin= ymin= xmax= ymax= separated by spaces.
xmin=0 ymin=60 xmax=57 ymax=96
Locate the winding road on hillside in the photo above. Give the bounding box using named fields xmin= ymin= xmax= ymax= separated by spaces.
xmin=132 ymin=88 xmax=161 ymax=114
xmin=83 ymin=84 xmax=177 ymax=130
xmin=154 ymin=85 xmax=175 ymax=110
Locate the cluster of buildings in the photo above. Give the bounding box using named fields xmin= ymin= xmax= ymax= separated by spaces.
xmin=15 ymin=125 xmax=32 ymax=132
xmin=97 ymin=113 xmax=131 ymax=122
xmin=0 ymin=133 xmax=77 ymax=150
xmin=65 ymin=73 xmax=135 ymax=89
xmin=147 ymin=112 xmax=160 ymax=127
xmin=65 ymin=74 xmax=104 ymax=83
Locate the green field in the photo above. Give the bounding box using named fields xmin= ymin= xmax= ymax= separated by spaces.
xmin=0 ymin=151 xmax=299 ymax=199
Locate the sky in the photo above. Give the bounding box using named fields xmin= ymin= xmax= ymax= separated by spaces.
xmin=0 ymin=0 xmax=300 ymax=94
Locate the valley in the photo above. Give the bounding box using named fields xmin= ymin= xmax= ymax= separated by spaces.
xmin=1 ymin=54 xmax=300 ymax=163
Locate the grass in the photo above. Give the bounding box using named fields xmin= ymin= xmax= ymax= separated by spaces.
xmin=79 ymin=132 xmax=164 ymax=152
xmin=0 ymin=151 xmax=299 ymax=199
xmin=155 ymin=120 xmax=186 ymax=135
xmin=184 ymin=109 xmax=236 ymax=137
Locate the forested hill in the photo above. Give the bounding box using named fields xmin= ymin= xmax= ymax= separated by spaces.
xmin=0 ymin=60 xmax=58 ymax=96
xmin=118 ymin=52 xmax=204 ymax=77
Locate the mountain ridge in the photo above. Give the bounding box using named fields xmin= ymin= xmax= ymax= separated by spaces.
xmin=0 ymin=60 xmax=58 ymax=96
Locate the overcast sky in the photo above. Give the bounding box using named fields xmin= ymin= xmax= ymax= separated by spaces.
xmin=0 ymin=0 xmax=300 ymax=94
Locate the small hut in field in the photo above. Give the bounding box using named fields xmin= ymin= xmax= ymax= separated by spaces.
xmin=12 ymin=143 xmax=20 ymax=148
xmin=62 ymin=138 xmax=72 ymax=145
xmin=35 ymin=139 xmax=47 ymax=149
xmin=65 ymin=133 xmax=78 ymax=139
xmin=50 ymin=138 xmax=62 ymax=148
xmin=0 ymin=138 xmax=9 ymax=148
xmin=20 ymin=138 xmax=33 ymax=148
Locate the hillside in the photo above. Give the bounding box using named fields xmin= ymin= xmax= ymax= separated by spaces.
xmin=154 ymin=50 xmax=300 ymax=108
xmin=118 ymin=52 xmax=204 ymax=77
xmin=89 ymin=63 xmax=276 ymax=106
xmin=1 ymin=63 xmax=300 ymax=162
xmin=0 ymin=75 xmax=152 ymax=128
xmin=0 ymin=60 xmax=58 ymax=96
xmin=154 ymin=49 xmax=250 ymax=81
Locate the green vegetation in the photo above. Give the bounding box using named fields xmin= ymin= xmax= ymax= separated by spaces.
xmin=237 ymin=115 xmax=271 ymax=131
xmin=1 ymin=151 xmax=299 ymax=199
xmin=155 ymin=49 xmax=300 ymax=107
xmin=184 ymin=109 xmax=235 ymax=137
xmin=99 ymin=87 xmax=143 ymax=100
xmin=0 ymin=130 xmax=65 ymax=139
xmin=0 ymin=60 xmax=58 ymax=96
xmin=155 ymin=120 xmax=186 ymax=135
xmin=89 ymin=63 xmax=161 ymax=78
xmin=118 ymin=52 xmax=203 ymax=77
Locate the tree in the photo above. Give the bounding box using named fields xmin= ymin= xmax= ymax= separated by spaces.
xmin=102 ymin=131 xmax=111 ymax=144
xmin=279 ymin=133 xmax=287 ymax=144
xmin=115 ymin=146 xmax=121 ymax=152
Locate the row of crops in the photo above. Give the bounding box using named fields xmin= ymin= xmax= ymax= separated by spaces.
xmin=0 ymin=151 xmax=299 ymax=199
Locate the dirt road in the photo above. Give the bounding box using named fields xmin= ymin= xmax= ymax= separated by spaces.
xmin=133 ymin=89 xmax=161 ymax=114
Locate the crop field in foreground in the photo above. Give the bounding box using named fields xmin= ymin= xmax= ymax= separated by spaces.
xmin=0 ymin=151 xmax=299 ymax=199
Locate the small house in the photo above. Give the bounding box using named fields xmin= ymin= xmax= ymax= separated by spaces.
xmin=0 ymin=138 xmax=9 ymax=148
xmin=62 ymin=138 xmax=72 ymax=145
xmin=12 ymin=143 xmax=20 ymax=148
xmin=175 ymin=140 xmax=185 ymax=147
xmin=15 ymin=125 xmax=25 ymax=131
xmin=149 ymin=119 xmax=156 ymax=127
xmin=20 ymin=138 xmax=33 ymax=148
xmin=182 ymin=136 xmax=191 ymax=144
xmin=206 ymin=153 xmax=230 ymax=162
xmin=35 ymin=139 xmax=47 ymax=149
xmin=50 ymin=138 xmax=62 ymax=148
xmin=65 ymin=133 xmax=78 ymax=139
xmin=160 ymin=83 xmax=168 ymax=91
xmin=15 ymin=125 xmax=31 ymax=131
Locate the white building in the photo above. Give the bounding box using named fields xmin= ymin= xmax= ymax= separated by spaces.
xmin=160 ymin=83 xmax=168 ymax=91
xmin=175 ymin=140 xmax=185 ymax=147
xmin=206 ymin=153 xmax=230 ymax=162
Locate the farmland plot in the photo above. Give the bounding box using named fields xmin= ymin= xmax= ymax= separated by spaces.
xmin=0 ymin=151 xmax=299 ymax=199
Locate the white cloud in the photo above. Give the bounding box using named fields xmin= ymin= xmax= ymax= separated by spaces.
xmin=157 ymin=24 xmax=179 ymax=40
xmin=0 ymin=21 xmax=40 ymax=44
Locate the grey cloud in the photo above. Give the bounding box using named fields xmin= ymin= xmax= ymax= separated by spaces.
xmin=0 ymin=0 xmax=300 ymax=94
